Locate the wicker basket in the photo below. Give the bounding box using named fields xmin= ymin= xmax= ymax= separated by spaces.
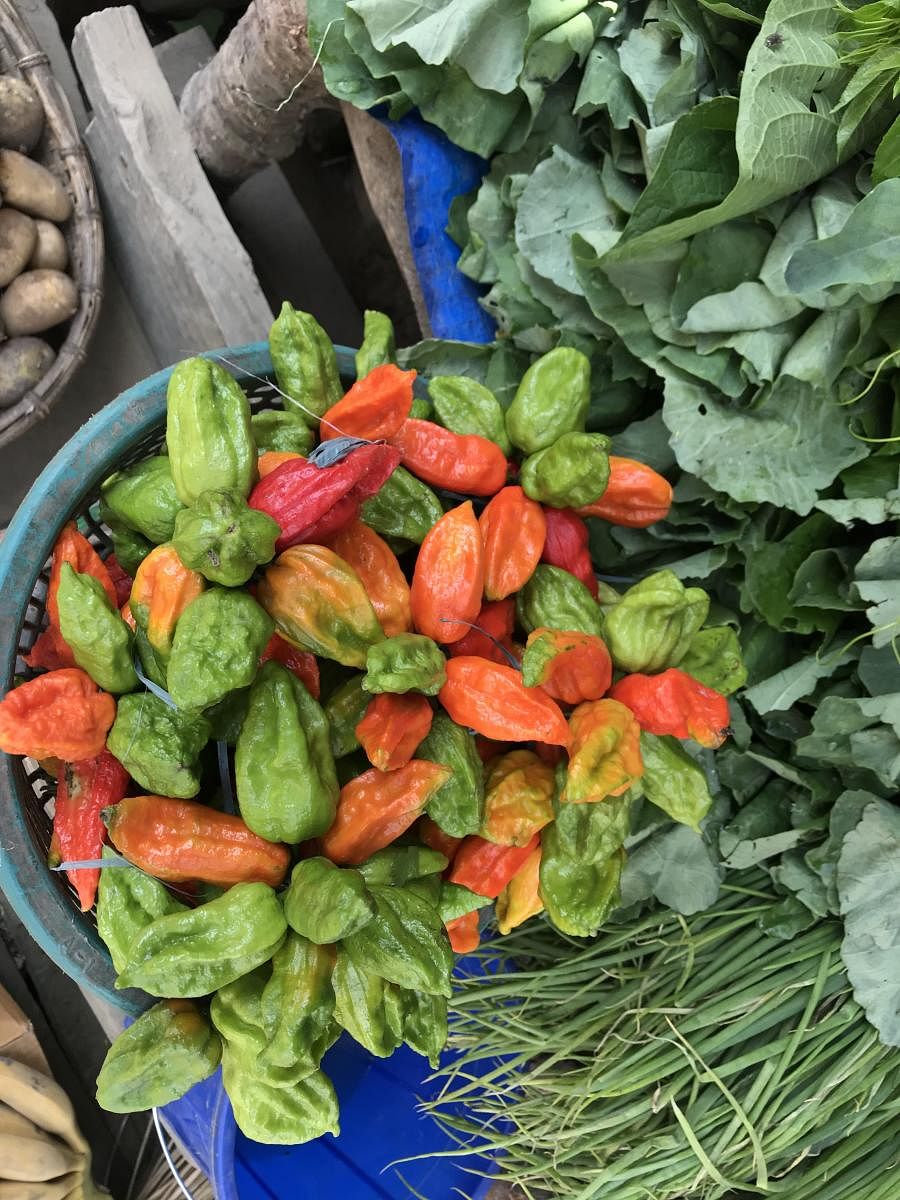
xmin=0 ymin=0 xmax=103 ymax=449
xmin=0 ymin=343 xmax=360 ymax=1012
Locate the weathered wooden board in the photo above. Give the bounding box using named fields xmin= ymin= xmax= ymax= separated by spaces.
xmin=155 ymin=26 xmax=361 ymax=346
xmin=341 ymin=103 xmax=431 ymax=336
xmin=71 ymin=5 xmax=273 ymax=365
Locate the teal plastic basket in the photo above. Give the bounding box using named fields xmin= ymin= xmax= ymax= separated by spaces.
xmin=0 ymin=342 xmax=360 ymax=1013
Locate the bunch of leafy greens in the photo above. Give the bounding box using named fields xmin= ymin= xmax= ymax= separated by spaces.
xmin=317 ymin=0 xmax=900 ymax=1048
xmin=422 ymin=877 xmax=900 ymax=1199
xmin=309 ymin=0 xmax=611 ymax=158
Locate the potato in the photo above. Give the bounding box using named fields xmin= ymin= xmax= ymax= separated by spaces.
xmin=0 ymin=336 xmax=54 ymax=407
xmin=0 ymin=150 xmax=71 ymax=222
xmin=0 ymin=269 xmax=77 ymax=335
xmin=0 ymin=77 xmax=44 ymax=153
xmin=0 ymin=207 xmax=36 ymax=286
xmin=29 ymin=219 xmax=68 ymax=271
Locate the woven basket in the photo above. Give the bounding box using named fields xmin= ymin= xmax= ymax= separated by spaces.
xmin=0 ymin=343 xmax=359 ymax=1013
xmin=0 ymin=0 xmax=103 ymax=449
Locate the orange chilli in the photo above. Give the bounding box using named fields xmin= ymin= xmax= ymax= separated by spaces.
xmin=27 ymin=522 xmax=118 ymax=670
xmin=319 ymin=363 xmax=414 ymax=442
xmin=448 ymin=833 xmax=540 ymax=898
xmin=479 ymin=486 xmax=546 ymax=601
xmin=0 ymin=669 xmax=116 ymax=761
xmin=389 ymin=418 xmax=508 ymax=496
xmin=105 ymin=794 xmax=290 ymax=887
xmin=355 ymin=692 xmax=434 ymax=771
xmin=446 ymin=909 xmax=480 ymax=954
xmin=258 ymin=450 xmax=303 ymax=479
xmin=327 ymin=519 xmax=412 ymax=638
xmin=411 ymin=502 xmax=485 ymax=644
xmin=577 ymin=456 xmax=673 ymax=528
xmin=320 ymin=759 xmax=451 ymax=865
xmin=439 ymin=657 xmax=571 ymax=748
xmin=521 ymin=628 xmax=612 ymax=705
xmin=130 ymin=544 xmax=205 ymax=660
xmin=609 ymin=668 xmax=730 ymax=748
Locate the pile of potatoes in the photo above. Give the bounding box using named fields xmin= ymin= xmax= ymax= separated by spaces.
xmin=0 ymin=74 xmax=78 ymax=410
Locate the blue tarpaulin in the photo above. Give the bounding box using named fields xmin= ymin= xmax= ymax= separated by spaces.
xmin=379 ymin=111 xmax=494 ymax=343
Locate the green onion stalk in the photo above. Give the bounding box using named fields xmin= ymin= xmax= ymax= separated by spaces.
xmin=423 ymin=876 xmax=900 ymax=1200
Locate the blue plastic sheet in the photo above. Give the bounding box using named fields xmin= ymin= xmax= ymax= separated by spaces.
xmin=378 ymin=112 xmax=494 ymax=344
xmin=164 ymin=1022 xmax=496 ymax=1200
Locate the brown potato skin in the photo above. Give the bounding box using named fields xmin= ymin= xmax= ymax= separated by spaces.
xmin=0 ymin=78 xmax=44 ymax=153
xmin=0 ymin=269 xmax=77 ymax=335
xmin=0 ymin=208 xmax=37 ymax=286
xmin=28 ymin=219 xmax=68 ymax=271
xmin=0 ymin=150 xmax=72 ymax=222
xmin=0 ymin=336 xmax=55 ymax=407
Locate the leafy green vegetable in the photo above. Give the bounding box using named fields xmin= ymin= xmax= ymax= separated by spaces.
xmin=429 ymin=880 xmax=900 ymax=1199
xmin=838 ymin=799 xmax=900 ymax=1044
xmin=662 ymin=375 xmax=867 ymax=515
xmin=620 ymin=823 xmax=721 ymax=914
xmin=785 ymin=180 xmax=900 ymax=291
xmin=853 ymin=537 xmax=900 ymax=647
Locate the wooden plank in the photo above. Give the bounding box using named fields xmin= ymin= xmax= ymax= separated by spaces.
xmin=71 ymin=5 xmax=273 ymax=365
xmin=153 ymin=26 xmax=361 ymax=346
xmin=341 ymin=103 xmax=431 ymax=336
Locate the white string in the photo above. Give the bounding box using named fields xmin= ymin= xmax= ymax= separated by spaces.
xmin=213 ymin=353 xmax=352 ymax=440
xmin=153 ymin=1108 xmax=197 ymax=1200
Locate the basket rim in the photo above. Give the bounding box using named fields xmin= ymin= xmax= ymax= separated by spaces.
xmin=0 ymin=0 xmax=104 ymax=449
xmin=0 ymin=341 xmax=358 ymax=1012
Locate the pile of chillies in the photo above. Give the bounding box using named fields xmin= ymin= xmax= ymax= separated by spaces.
xmin=0 ymin=304 xmax=746 ymax=1146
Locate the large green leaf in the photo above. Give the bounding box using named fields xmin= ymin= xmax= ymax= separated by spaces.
xmin=605 ymin=0 xmax=856 ymax=261
xmin=744 ymin=652 xmax=851 ymax=714
xmin=621 ymin=823 xmax=721 ymax=914
xmin=348 ymin=0 xmax=531 ymax=94
xmin=838 ymin=800 xmax=900 ymax=1045
xmin=513 ymin=146 xmax=620 ymax=294
xmin=853 ymin=537 xmax=900 ymax=647
xmin=662 ymin=374 xmax=867 ymax=515
xmin=784 ymin=179 xmax=900 ymax=291
xmin=873 ymin=112 xmax=900 ymax=184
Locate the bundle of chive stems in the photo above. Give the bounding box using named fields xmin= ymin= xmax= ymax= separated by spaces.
xmin=423 ymin=875 xmax=900 ymax=1200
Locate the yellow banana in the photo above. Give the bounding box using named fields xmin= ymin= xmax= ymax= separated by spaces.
xmin=0 ymin=1132 xmax=81 ymax=1182
xmin=0 ymin=1171 xmax=80 ymax=1199
xmin=0 ymin=1059 xmax=88 ymax=1155
xmin=0 ymin=1102 xmax=42 ymax=1138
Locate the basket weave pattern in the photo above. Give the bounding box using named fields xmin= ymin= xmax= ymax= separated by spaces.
xmin=0 ymin=0 xmax=103 ymax=448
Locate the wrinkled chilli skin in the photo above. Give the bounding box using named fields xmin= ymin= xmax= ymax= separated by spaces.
xmin=166 ymin=357 xmax=256 ymax=505
xmin=96 ymin=1001 xmax=221 ymax=1113
xmin=505 ymin=347 xmax=591 ymax=454
xmin=236 ymin=661 xmax=339 ymax=842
